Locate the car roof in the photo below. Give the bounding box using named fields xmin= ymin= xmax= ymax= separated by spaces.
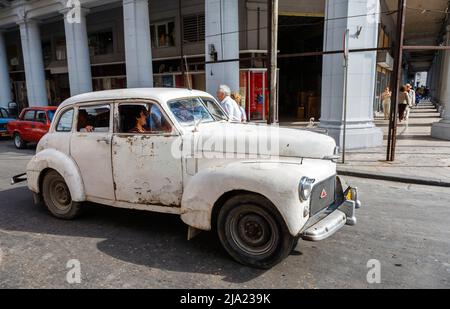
xmin=59 ymin=88 xmax=215 ymax=108
xmin=23 ymin=106 xmax=58 ymax=111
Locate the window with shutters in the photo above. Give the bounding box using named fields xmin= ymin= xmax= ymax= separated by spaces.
xmin=182 ymin=14 xmax=205 ymax=44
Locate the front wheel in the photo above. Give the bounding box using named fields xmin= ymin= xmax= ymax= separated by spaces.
xmin=13 ymin=133 xmax=26 ymax=149
xmin=42 ymin=170 xmax=82 ymax=220
xmin=217 ymin=194 xmax=295 ymax=269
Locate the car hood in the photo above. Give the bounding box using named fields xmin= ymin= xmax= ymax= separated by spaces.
xmin=186 ymin=122 xmax=336 ymax=159
xmin=0 ymin=118 xmax=15 ymax=124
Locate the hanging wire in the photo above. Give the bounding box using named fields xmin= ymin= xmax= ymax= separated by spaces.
xmin=204 ymin=9 xmax=398 ymax=40
xmin=406 ymin=5 xmax=450 ymax=14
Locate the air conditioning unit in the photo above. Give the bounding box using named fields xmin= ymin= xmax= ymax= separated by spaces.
xmin=377 ymin=51 xmax=394 ymax=71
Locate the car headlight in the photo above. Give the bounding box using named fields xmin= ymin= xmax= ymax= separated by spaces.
xmin=299 ymin=177 xmax=315 ymax=201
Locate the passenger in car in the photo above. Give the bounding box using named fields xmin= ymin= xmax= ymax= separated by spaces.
xmin=77 ymin=110 xmax=94 ymax=132
xmin=128 ymin=106 xmax=149 ymax=134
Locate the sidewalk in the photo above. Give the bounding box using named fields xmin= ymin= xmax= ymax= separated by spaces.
xmin=282 ymin=101 xmax=450 ymax=186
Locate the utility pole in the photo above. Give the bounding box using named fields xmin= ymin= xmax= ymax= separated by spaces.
xmin=178 ymin=0 xmax=186 ymax=87
xmin=342 ymin=29 xmax=350 ymax=163
xmin=267 ymin=0 xmax=278 ymax=124
xmin=387 ymin=0 xmax=407 ymax=161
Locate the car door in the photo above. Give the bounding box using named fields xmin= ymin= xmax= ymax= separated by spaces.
xmin=111 ymin=101 xmax=183 ymax=206
xmin=20 ymin=109 xmax=36 ymax=141
xmin=33 ymin=110 xmax=48 ymax=142
xmin=70 ymin=103 xmax=115 ymax=201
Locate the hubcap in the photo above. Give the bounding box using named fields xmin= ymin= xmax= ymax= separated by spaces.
xmin=50 ymin=179 xmax=71 ymax=211
xmin=14 ymin=135 xmax=20 ymax=147
xmin=228 ymin=207 xmax=278 ymax=256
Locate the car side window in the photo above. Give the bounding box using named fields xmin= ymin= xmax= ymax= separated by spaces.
xmin=77 ymin=105 xmax=110 ymax=133
xmin=36 ymin=111 xmax=47 ymax=123
xmin=56 ymin=109 xmax=74 ymax=132
xmin=118 ymin=103 xmax=172 ymax=134
xmin=23 ymin=110 xmax=35 ymax=121
xmin=0 ymin=108 xmax=8 ymax=118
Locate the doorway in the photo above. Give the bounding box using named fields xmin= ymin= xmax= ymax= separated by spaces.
xmin=277 ymin=15 xmax=324 ymax=122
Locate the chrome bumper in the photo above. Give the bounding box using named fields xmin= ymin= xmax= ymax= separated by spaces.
xmin=301 ymin=185 xmax=360 ymax=242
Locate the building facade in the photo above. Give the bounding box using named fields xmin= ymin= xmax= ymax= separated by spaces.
xmin=0 ymin=0 xmax=401 ymax=148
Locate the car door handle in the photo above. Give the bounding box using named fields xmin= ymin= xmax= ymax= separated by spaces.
xmin=96 ymin=137 xmax=110 ymax=144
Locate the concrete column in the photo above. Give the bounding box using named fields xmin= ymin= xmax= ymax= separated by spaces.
xmin=319 ymin=0 xmax=383 ymax=149
xmin=0 ymin=32 xmax=12 ymax=109
xmin=18 ymin=19 xmax=48 ymax=106
xmin=205 ymin=0 xmax=239 ymax=95
xmin=62 ymin=8 xmax=92 ymax=96
xmin=123 ymin=0 xmax=153 ymax=88
xmin=431 ymin=26 xmax=450 ymax=140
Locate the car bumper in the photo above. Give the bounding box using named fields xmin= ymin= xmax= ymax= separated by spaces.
xmin=301 ymin=183 xmax=360 ymax=241
xmin=0 ymin=131 xmax=11 ymax=137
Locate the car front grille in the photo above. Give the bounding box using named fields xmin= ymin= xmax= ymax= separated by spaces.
xmin=0 ymin=123 xmax=6 ymax=131
xmin=310 ymin=175 xmax=336 ymax=216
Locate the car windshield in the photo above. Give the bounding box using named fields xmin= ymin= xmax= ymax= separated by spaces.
xmin=47 ymin=110 xmax=55 ymax=122
xmin=0 ymin=108 xmax=9 ymax=118
xmin=168 ymin=97 xmax=221 ymax=126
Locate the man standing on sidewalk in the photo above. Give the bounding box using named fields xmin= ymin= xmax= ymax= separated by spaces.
xmin=405 ymin=83 xmax=416 ymax=120
xmin=216 ymin=85 xmax=242 ymax=122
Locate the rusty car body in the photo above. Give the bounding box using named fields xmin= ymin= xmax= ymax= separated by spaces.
xmin=18 ymin=88 xmax=361 ymax=268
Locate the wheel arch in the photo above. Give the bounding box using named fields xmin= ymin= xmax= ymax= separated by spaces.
xmin=180 ymin=163 xmax=305 ymax=236
xmin=27 ymin=148 xmax=86 ymax=202
xmin=210 ymin=190 xmax=280 ymax=231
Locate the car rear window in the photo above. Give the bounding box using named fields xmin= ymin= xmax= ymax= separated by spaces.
xmin=23 ymin=110 xmax=35 ymax=121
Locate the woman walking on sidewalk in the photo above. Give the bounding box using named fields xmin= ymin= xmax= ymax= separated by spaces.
xmin=398 ymin=86 xmax=411 ymax=122
xmin=382 ymin=87 xmax=392 ymax=120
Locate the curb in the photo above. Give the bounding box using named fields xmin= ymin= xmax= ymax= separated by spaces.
xmin=337 ymin=169 xmax=450 ymax=188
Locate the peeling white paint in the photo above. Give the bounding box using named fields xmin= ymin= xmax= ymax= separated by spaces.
xmin=26 ymin=88 xmax=338 ymax=238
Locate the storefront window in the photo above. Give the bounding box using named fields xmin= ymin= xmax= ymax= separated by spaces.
xmin=42 ymin=41 xmax=52 ymax=63
xmin=151 ymin=20 xmax=175 ymax=48
xmin=7 ymin=45 xmax=20 ymax=69
xmin=89 ymin=30 xmax=114 ymax=56
xmin=55 ymin=39 xmax=67 ymax=61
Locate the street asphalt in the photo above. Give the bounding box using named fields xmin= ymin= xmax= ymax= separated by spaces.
xmin=0 ymin=138 xmax=449 ymax=288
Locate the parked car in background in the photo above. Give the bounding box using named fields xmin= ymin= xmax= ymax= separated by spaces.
xmin=0 ymin=107 xmax=16 ymax=137
xmin=7 ymin=106 xmax=57 ymax=149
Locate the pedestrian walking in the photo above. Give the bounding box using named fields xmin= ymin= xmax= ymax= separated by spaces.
xmin=381 ymin=87 xmax=392 ymax=120
xmin=398 ymin=86 xmax=411 ymax=122
xmin=216 ymin=85 xmax=242 ymax=122
xmin=405 ymin=83 xmax=416 ymax=120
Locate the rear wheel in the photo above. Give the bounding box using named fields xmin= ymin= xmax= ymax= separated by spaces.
xmin=42 ymin=170 xmax=82 ymax=220
xmin=217 ymin=194 xmax=295 ymax=269
xmin=13 ymin=133 xmax=26 ymax=149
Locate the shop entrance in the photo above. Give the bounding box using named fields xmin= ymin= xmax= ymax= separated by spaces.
xmin=277 ymin=15 xmax=324 ymax=122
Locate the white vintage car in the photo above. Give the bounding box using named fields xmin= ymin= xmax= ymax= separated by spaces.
xmin=15 ymin=88 xmax=360 ymax=268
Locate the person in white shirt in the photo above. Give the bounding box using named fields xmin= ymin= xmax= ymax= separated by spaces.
xmin=231 ymin=92 xmax=247 ymax=122
xmin=216 ymin=85 xmax=242 ymax=122
xmin=405 ymin=83 xmax=416 ymax=120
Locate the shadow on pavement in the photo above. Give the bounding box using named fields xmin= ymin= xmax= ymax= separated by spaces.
xmin=0 ymin=186 xmax=269 ymax=283
xmin=0 ymin=138 xmax=36 ymax=154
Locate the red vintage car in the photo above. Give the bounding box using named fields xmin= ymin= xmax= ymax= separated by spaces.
xmin=7 ymin=106 xmax=58 ymax=149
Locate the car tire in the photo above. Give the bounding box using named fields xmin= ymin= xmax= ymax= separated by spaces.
xmin=42 ymin=170 xmax=82 ymax=220
xmin=13 ymin=133 xmax=26 ymax=149
xmin=217 ymin=194 xmax=295 ymax=269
